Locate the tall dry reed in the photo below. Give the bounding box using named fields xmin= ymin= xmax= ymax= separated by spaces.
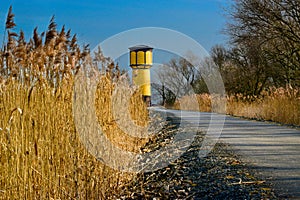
xmin=0 ymin=7 xmax=149 ymax=199
xmin=0 ymin=75 xmax=150 ymax=199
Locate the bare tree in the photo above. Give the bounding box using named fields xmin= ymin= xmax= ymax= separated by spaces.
xmin=211 ymin=45 xmax=228 ymax=73
xmin=152 ymin=55 xmax=210 ymax=106
xmin=226 ymin=0 xmax=300 ymax=88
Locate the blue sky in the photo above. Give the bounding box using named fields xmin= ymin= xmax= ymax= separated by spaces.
xmin=0 ymin=0 xmax=231 ymax=52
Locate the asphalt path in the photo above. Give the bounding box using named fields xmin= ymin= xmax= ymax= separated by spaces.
xmin=152 ymin=108 xmax=300 ymax=199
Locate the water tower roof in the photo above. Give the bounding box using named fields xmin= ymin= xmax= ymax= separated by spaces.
xmin=129 ymin=45 xmax=153 ymax=51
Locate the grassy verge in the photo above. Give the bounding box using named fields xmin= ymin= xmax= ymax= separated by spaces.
xmin=173 ymin=88 xmax=300 ymax=126
xmin=227 ymin=88 xmax=300 ymax=126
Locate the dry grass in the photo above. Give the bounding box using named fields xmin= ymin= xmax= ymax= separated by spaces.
xmin=173 ymin=87 xmax=300 ymax=126
xmin=173 ymin=93 xmax=225 ymax=113
xmin=227 ymin=87 xmax=300 ymax=126
xmin=0 ymin=7 xmax=149 ymax=199
xmin=95 ymin=74 xmax=149 ymax=153
xmin=173 ymin=94 xmax=212 ymax=112
xmin=0 ymin=76 xmax=149 ymax=199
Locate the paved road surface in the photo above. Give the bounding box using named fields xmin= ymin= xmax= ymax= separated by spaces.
xmin=153 ymin=108 xmax=300 ymax=199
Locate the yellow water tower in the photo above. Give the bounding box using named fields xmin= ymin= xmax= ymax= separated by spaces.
xmin=129 ymin=45 xmax=153 ymax=106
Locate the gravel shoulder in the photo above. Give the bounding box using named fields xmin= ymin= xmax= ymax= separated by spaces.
xmin=116 ymin=129 xmax=278 ymax=199
xmin=114 ymin=108 xmax=300 ymax=199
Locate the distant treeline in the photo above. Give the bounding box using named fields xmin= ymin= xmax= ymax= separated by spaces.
xmin=211 ymin=0 xmax=300 ymax=98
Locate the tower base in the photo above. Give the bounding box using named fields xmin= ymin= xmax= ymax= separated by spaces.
xmin=143 ymin=96 xmax=151 ymax=107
